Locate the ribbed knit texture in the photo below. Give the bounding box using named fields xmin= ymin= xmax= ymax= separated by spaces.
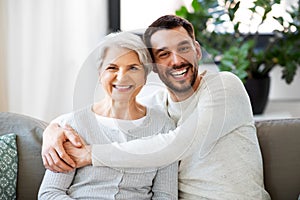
xmin=38 ymin=106 xmax=178 ymax=200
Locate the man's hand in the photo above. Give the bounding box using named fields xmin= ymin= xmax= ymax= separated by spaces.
xmin=41 ymin=123 xmax=82 ymax=172
xmin=64 ymin=141 xmax=92 ymax=168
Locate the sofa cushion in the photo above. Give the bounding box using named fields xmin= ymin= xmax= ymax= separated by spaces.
xmin=0 ymin=133 xmax=18 ymax=199
xmin=0 ymin=112 xmax=48 ymax=200
xmin=256 ymin=118 xmax=300 ymax=200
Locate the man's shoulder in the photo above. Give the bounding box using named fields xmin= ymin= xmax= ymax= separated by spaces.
xmin=201 ymin=71 xmax=244 ymax=94
xmin=219 ymin=71 xmax=243 ymax=84
xmin=204 ymin=71 xmax=242 ymax=84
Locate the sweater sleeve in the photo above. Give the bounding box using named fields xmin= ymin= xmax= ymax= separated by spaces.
xmin=91 ymin=72 xmax=254 ymax=167
xmin=39 ymin=113 xmax=76 ymax=200
xmin=38 ymin=170 xmax=75 ymax=200
xmin=152 ymin=162 xmax=178 ymax=199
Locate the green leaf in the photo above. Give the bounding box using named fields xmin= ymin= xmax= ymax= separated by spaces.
xmin=175 ymin=0 xmax=300 ymax=84
xmin=175 ymin=6 xmax=188 ymax=17
xmin=274 ymin=0 xmax=281 ymax=4
xmin=191 ymin=0 xmax=201 ymax=12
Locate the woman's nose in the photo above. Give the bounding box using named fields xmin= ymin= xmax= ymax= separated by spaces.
xmin=116 ymin=69 xmax=128 ymax=81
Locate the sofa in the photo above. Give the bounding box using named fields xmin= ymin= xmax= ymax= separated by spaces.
xmin=0 ymin=112 xmax=299 ymax=200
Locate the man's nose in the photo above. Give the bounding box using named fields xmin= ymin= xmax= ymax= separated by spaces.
xmin=170 ymin=52 xmax=183 ymax=65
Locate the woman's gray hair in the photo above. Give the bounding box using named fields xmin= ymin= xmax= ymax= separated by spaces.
xmin=97 ymin=31 xmax=153 ymax=75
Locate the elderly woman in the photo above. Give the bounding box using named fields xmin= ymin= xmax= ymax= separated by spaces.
xmin=38 ymin=31 xmax=178 ymax=199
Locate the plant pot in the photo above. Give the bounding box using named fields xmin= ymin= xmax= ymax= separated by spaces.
xmin=244 ymin=76 xmax=270 ymax=115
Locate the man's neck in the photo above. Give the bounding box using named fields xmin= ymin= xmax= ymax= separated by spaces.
xmin=169 ymin=74 xmax=202 ymax=102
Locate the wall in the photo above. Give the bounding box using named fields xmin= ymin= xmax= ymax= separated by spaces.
xmin=120 ymin=0 xmax=189 ymax=31
xmin=269 ymin=66 xmax=300 ymax=100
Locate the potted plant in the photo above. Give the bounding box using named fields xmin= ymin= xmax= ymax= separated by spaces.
xmin=176 ymin=0 xmax=300 ymax=114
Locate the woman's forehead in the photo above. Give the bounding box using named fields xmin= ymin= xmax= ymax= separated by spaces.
xmin=104 ymin=48 xmax=140 ymax=64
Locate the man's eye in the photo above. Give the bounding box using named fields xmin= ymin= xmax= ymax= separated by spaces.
xmin=178 ymin=46 xmax=190 ymax=53
xmin=158 ymin=51 xmax=170 ymax=58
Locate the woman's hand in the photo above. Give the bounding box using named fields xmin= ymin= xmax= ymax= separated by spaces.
xmin=41 ymin=123 xmax=82 ymax=172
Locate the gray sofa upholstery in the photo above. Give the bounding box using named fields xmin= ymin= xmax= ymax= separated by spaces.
xmin=0 ymin=112 xmax=47 ymax=200
xmin=255 ymin=119 xmax=300 ymax=200
xmin=0 ymin=112 xmax=299 ymax=199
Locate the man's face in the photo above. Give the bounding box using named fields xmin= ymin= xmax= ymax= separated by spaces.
xmin=150 ymin=27 xmax=201 ymax=100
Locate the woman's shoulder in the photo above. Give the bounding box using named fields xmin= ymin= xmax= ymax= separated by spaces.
xmin=147 ymin=107 xmax=168 ymax=118
xmin=51 ymin=105 xmax=93 ymax=126
xmin=50 ymin=112 xmax=74 ymax=126
xmin=146 ymin=107 xmax=174 ymax=126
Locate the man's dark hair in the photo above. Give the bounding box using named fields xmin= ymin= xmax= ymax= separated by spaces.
xmin=143 ymin=15 xmax=195 ymax=60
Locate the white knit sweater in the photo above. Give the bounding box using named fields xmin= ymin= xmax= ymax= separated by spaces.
xmin=91 ymin=71 xmax=271 ymax=200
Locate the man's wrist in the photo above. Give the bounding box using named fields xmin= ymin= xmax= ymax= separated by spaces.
xmin=84 ymin=145 xmax=92 ymax=166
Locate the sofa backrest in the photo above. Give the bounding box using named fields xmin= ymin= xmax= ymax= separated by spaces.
xmin=0 ymin=112 xmax=48 ymax=200
xmin=1 ymin=112 xmax=300 ymax=199
xmin=256 ymin=118 xmax=300 ymax=200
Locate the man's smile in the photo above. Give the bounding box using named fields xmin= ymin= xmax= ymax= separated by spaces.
xmin=170 ymin=66 xmax=190 ymax=80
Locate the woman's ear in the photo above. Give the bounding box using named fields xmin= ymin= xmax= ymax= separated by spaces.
xmin=98 ymin=71 xmax=102 ymax=83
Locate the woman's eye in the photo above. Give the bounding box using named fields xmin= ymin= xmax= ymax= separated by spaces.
xmin=130 ymin=65 xmax=142 ymax=71
xmin=106 ymin=66 xmax=117 ymax=71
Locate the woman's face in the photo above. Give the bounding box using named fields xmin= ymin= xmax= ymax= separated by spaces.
xmin=99 ymin=47 xmax=146 ymax=102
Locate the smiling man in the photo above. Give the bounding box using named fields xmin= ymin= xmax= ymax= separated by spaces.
xmin=150 ymin=26 xmax=200 ymax=102
xmin=42 ymin=15 xmax=271 ymax=199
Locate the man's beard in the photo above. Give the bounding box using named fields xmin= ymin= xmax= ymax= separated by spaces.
xmin=159 ymin=64 xmax=198 ymax=94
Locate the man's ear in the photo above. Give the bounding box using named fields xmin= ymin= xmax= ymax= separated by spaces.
xmin=195 ymin=41 xmax=202 ymax=60
xmin=153 ymin=64 xmax=158 ymax=73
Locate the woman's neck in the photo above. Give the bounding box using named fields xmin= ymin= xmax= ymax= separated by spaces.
xmin=93 ymin=98 xmax=146 ymax=120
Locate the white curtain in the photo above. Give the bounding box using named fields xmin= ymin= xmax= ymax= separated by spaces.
xmin=1 ymin=0 xmax=108 ymax=122
xmin=0 ymin=0 xmax=8 ymax=111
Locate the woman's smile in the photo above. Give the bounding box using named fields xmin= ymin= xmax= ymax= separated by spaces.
xmin=113 ymin=84 xmax=134 ymax=92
